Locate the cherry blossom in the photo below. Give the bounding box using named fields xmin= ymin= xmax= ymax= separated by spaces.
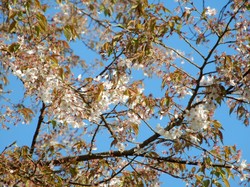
xmin=1 ymin=0 xmax=249 ymax=186
xmin=205 ymin=6 xmax=217 ymax=16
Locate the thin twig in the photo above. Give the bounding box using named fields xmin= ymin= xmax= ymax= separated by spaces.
xmin=1 ymin=141 xmax=16 ymax=154
xmin=180 ymin=34 xmax=206 ymax=59
xmin=155 ymin=41 xmax=200 ymax=69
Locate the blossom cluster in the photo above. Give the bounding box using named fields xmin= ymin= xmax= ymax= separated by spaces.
xmin=156 ymin=124 xmax=182 ymax=140
xmin=183 ymin=76 xmax=218 ymax=132
xmin=185 ymin=104 xmax=210 ymax=131
xmin=205 ymin=7 xmax=217 ymax=16
xmin=11 ymin=60 xmax=131 ymax=128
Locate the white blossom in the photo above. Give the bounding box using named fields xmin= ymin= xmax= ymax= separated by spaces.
xmin=116 ymin=142 xmax=125 ymax=152
xmin=240 ymin=174 xmax=249 ymax=181
xmin=156 ymin=124 xmax=182 ymax=140
xmin=13 ymin=69 xmax=24 ymax=78
xmin=26 ymin=50 xmax=35 ymax=54
xmin=200 ymin=76 xmax=214 ymax=86
xmin=190 ymin=135 xmax=200 ymax=143
xmin=185 ymin=104 xmax=211 ymax=131
xmin=156 ymin=124 xmax=165 ymax=136
xmin=10 ymin=170 xmax=14 ymax=174
xmin=77 ymin=74 xmax=82 ymax=80
xmin=205 ymin=7 xmax=216 ymax=16
xmin=184 ymin=7 xmax=191 ymax=14
xmin=239 ymin=160 xmax=248 ymax=171
xmin=100 ymin=177 xmax=121 ymax=187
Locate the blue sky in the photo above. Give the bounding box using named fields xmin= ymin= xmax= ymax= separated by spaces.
xmin=0 ymin=0 xmax=249 ymax=186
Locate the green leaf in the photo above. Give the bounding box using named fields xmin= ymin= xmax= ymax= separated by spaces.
xmin=9 ymin=20 xmax=18 ymax=33
xmin=34 ymin=0 xmax=42 ymax=9
xmin=36 ymin=12 xmax=48 ymax=31
xmin=8 ymin=42 xmax=20 ymax=53
xmin=162 ymin=7 xmax=171 ymax=13
xmin=213 ymin=120 xmax=222 ymax=129
xmin=104 ymin=7 xmax=112 ymax=17
xmin=35 ymin=25 xmax=40 ymax=36
xmin=70 ymin=167 xmax=78 ymax=177
xmin=21 ymin=146 xmax=29 ymax=157
xmin=63 ymin=25 xmax=72 ymax=41
xmin=246 ymin=4 xmax=250 ymax=10
xmin=222 ymin=177 xmax=230 ymax=187
xmin=195 ymin=175 xmax=203 ymax=182
xmin=203 ymin=179 xmax=210 ymax=187
xmin=58 ymin=67 xmax=65 ymax=80
xmin=8 ymin=10 xmax=17 ymax=19
xmin=176 ymin=23 xmax=182 ymax=31
xmin=51 ymin=120 xmax=57 ymax=128
xmin=147 ymin=151 xmax=159 ymax=157
xmin=131 ymin=123 xmax=139 ymax=135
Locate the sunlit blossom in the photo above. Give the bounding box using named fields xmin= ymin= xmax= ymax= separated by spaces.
xmin=200 ymin=76 xmax=214 ymax=86
xmin=116 ymin=142 xmax=125 ymax=152
xmin=205 ymin=6 xmax=216 ymax=16
xmin=156 ymin=124 xmax=182 ymax=140
xmin=239 ymin=159 xmax=248 ymax=171
xmin=184 ymin=7 xmax=191 ymax=14
xmin=185 ymin=104 xmax=211 ymax=131
xmin=77 ymin=74 xmax=82 ymax=80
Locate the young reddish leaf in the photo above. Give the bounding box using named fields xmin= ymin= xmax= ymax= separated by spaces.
xmin=218 ymin=130 xmax=224 ymax=144
xmin=18 ymin=108 xmax=34 ymax=122
xmin=110 ymin=139 xmax=117 ymax=148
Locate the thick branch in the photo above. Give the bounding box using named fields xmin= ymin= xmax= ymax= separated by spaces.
xmin=30 ymin=102 xmax=46 ymax=155
xmin=46 ymin=148 xmax=240 ymax=174
xmin=143 ymin=155 xmax=234 ymax=170
xmin=47 ymin=118 xmax=185 ymax=166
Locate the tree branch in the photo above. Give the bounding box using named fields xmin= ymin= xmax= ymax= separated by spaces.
xmin=186 ymin=2 xmax=245 ymax=109
xmin=30 ymin=102 xmax=46 ymax=155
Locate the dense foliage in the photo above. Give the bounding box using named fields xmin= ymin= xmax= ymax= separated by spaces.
xmin=0 ymin=0 xmax=249 ymax=186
